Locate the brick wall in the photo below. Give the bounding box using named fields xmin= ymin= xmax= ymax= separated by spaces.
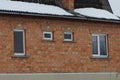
xmin=0 ymin=14 xmax=120 ymax=73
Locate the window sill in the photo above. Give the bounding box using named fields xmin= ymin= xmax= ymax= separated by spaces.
xmin=42 ymin=39 xmax=55 ymax=42
xmin=63 ymin=41 xmax=76 ymax=43
xmin=90 ymin=56 xmax=111 ymax=59
xmin=12 ymin=54 xmax=29 ymax=58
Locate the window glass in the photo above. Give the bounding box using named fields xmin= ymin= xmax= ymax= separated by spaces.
xmin=99 ymin=35 xmax=107 ymax=55
xmin=64 ymin=33 xmax=72 ymax=40
xmin=92 ymin=36 xmax=98 ymax=55
xmin=45 ymin=33 xmax=51 ymax=38
xmin=14 ymin=30 xmax=24 ymax=54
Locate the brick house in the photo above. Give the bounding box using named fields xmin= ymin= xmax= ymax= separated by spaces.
xmin=0 ymin=0 xmax=120 ymax=80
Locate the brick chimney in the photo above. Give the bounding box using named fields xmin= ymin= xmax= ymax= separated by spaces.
xmin=61 ymin=0 xmax=74 ymax=10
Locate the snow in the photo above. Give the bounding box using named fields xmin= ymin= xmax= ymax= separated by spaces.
xmin=74 ymin=8 xmax=119 ymax=20
xmin=0 ymin=1 xmax=119 ymax=20
xmin=0 ymin=0 xmax=10 ymax=1
xmin=0 ymin=1 xmax=72 ymax=16
xmin=108 ymin=0 xmax=120 ymax=17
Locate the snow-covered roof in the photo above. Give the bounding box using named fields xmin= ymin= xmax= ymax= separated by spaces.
xmin=0 ymin=1 xmax=72 ymax=16
xmin=108 ymin=0 xmax=120 ymax=17
xmin=0 ymin=0 xmax=120 ymax=22
xmin=74 ymin=8 xmax=119 ymax=20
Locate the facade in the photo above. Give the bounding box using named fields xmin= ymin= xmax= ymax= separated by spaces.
xmin=0 ymin=0 xmax=120 ymax=80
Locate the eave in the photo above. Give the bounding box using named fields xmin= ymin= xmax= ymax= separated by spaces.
xmin=0 ymin=10 xmax=120 ymax=24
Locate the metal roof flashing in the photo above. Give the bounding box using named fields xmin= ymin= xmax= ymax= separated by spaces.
xmin=0 ymin=10 xmax=120 ymax=24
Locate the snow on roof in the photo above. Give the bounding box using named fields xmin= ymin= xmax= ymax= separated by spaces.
xmin=74 ymin=8 xmax=119 ymax=20
xmin=108 ymin=0 xmax=120 ymax=17
xmin=0 ymin=1 xmax=72 ymax=16
xmin=0 ymin=1 xmax=120 ymax=21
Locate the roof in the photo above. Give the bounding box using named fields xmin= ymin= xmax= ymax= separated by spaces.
xmin=0 ymin=1 xmax=72 ymax=16
xmin=74 ymin=8 xmax=119 ymax=20
xmin=0 ymin=0 xmax=120 ymax=23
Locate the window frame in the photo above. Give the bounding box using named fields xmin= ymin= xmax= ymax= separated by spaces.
xmin=43 ymin=31 xmax=53 ymax=40
xmin=14 ymin=29 xmax=25 ymax=56
xmin=64 ymin=32 xmax=73 ymax=42
xmin=92 ymin=34 xmax=108 ymax=57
